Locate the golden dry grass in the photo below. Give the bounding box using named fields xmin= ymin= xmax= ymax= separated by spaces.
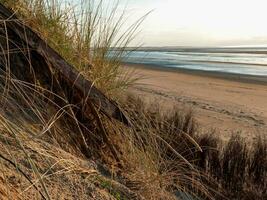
xmin=2 ymin=1 xmax=265 ymax=200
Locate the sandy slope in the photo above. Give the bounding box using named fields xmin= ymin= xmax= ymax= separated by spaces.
xmin=125 ymin=64 xmax=267 ymax=141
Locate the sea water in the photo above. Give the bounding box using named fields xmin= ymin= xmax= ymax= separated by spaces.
xmin=122 ymin=47 xmax=267 ymax=76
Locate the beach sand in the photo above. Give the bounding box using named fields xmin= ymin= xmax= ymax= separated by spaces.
xmin=125 ymin=64 xmax=267 ymax=142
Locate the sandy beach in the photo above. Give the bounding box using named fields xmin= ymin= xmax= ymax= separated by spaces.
xmin=126 ymin=64 xmax=267 ymax=141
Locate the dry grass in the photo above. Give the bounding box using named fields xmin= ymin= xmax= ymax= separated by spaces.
xmin=0 ymin=1 xmax=150 ymax=199
xmin=121 ymin=95 xmax=266 ymax=200
xmin=1 ymin=1 xmax=265 ymax=200
xmin=0 ymin=1 xmax=208 ymax=199
xmin=118 ymin=95 xmax=215 ymax=200
xmin=196 ymin=133 xmax=267 ymax=200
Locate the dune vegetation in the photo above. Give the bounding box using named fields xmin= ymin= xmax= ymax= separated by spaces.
xmin=0 ymin=0 xmax=266 ymax=200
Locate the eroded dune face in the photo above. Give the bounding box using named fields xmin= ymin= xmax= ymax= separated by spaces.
xmin=0 ymin=4 xmax=138 ymax=200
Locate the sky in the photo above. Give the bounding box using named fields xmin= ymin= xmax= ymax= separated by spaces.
xmin=118 ymin=0 xmax=267 ymax=47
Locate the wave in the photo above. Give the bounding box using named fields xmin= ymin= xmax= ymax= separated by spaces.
xmin=123 ymin=49 xmax=267 ymax=76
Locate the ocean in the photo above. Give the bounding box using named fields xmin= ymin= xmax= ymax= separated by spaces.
xmin=123 ymin=47 xmax=267 ymax=76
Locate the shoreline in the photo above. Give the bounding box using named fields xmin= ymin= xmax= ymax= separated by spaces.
xmin=124 ymin=63 xmax=267 ymax=85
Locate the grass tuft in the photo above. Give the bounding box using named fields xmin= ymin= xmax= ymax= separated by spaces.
xmin=3 ymin=0 xmax=145 ymax=94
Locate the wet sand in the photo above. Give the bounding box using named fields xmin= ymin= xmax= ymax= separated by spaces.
xmin=125 ymin=64 xmax=267 ymax=141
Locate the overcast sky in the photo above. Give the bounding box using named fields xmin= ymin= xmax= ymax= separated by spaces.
xmin=70 ymin=0 xmax=267 ymax=47
xmin=118 ymin=0 xmax=267 ymax=47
